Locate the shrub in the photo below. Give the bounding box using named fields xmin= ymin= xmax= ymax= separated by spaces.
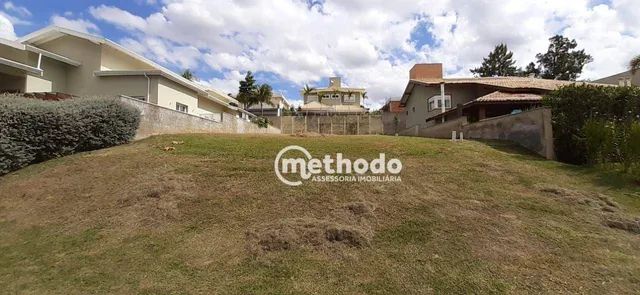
xmin=251 ymin=116 xmax=270 ymax=128
xmin=543 ymin=85 xmax=640 ymax=165
xmin=0 ymin=95 xmax=140 ymax=175
xmin=583 ymin=119 xmax=614 ymax=165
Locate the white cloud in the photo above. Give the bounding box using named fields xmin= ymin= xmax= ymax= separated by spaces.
xmin=201 ymin=70 xmax=244 ymax=95
xmin=87 ymin=0 xmax=640 ymax=108
xmin=3 ymin=1 xmax=30 ymax=17
xmin=50 ymin=15 xmax=99 ymax=34
xmin=0 ymin=13 xmax=15 ymax=40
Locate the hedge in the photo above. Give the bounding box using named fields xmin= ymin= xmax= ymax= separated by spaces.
xmin=0 ymin=94 xmax=140 ymax=175
xmin=543 ymin=85 xmax=640 ymax=165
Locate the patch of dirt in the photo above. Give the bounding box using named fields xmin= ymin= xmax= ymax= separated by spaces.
xmin=535 ymin=184 xmax=619 ymax=213
xmin=246 ymin=202 xmax=377 ymax=254
xmin=604 ymin=216 xmax=640 ymax=234
xmin=290 ymin=132 xmax=325 ymax=137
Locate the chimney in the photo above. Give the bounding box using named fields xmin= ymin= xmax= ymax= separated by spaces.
xmin=409 ymin=63 xmax=443 ymax=80
xmin=329 ymin=77 xmax=341 ymax=88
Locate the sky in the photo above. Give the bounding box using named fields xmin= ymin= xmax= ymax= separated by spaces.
xmin=1 ymin=0 xmax=639 ymax=109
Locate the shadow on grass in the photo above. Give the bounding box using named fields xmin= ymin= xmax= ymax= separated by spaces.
xmin=478 ymin=139 xmax=640 ymax=192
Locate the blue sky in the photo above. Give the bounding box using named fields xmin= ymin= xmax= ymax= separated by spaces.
xmin=2 ymin=0 xmax=637 ymax=108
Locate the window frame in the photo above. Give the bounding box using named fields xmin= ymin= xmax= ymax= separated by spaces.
xmin=176 ymin=102 xmax=189 ymax=113
xmin=427 ymin=95 xmax=452 ymax=112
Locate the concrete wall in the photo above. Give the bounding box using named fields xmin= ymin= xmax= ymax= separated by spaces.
xmin=397 ymin=107 xmax=555 ymax=159
xmin=463 ymin=108 xmax=554 ymax=159
xmin=381 ymin=112 xmax=407 ymax=135
xmin=120 ymin=95 xmax=280 ymax=139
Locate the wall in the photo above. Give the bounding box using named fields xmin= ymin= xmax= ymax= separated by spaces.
xmin=100 ymin=46 xmax=154 ymax=71
xmin=0 ymin=72 xmax=24 ymax=92
xmin=463 ymin=108 xmax=554 ymax=159
xmin=381 ymin=111 xmax=406 ymax=135
xmin=403 ymin=83 xmax=494 ymax=129
xmin=156 ymin=77 xmax=199 ymax=114
xmin=120 ymin=95 xmax=280 ymax=139
xmin=397 ymin=107 xmax=555 ymax=159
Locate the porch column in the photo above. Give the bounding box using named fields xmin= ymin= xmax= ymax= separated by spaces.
xmin=440 ymin=82 xmax=445 ymax=123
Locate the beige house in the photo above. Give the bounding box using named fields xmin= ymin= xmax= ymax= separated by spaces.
xmin=300 ymin=77 xmax=367 ymax=114
xmin=594 ymin=70 xmax=638 ymax=87
xmin=0 ymin=26 xmax=248 ymax=122
xmin=246 ymin=93 xmax=292 ymax=116
xmin=400 ymin=63 xmax=608 ymax=129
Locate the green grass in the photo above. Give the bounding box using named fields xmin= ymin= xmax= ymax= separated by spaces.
xmin=0 ymin=134 xmax=639 ymax=294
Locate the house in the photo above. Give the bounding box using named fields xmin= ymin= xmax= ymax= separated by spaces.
xmin=593 ymin=70 xmax=638 ymax=86
xmin=380 ymin=97 xmax=406 ymax=135
xmin=300 ymin=77 xmax=367 ymax=114
xmin=246 ymin=93 xmax=292 ymax=116
xmin=400 ymin=63 xmax=606 ymax=129
xmin=0 ymin=26 xmax=247 ymax=122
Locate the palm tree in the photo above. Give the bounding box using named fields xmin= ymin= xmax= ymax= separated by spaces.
xmin=303 ymin=84 xmax=316 ymax=104
xmin=630 ymin=55 xmax=640 ymax=74
xmin=255 ymin=84 xmax=274 ymax=116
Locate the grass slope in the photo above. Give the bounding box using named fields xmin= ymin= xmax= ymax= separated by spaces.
xmin=1 ymin=134 xmax=639 ymax=294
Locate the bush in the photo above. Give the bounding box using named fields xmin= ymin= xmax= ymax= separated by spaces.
xmin=0 ymin=95 xmax=140 ymax=175
xmin=543 ymin=85 xmax=640 ymax=165
xmin=251 ymin=116 xmax=270 ymax=128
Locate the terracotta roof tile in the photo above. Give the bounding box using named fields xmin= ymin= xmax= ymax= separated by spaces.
xmin=412 ymin=76 xmax=610 ymax=90
xmin=475 ymin=91 xmax=542 ymax=102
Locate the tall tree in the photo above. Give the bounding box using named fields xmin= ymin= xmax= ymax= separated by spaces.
xmin=255 ymin=84 xmax=274 ymax=116
xmin=520 ymin=62 xmax=541 ymax=77
xmin=237 ymin=71 xmax=257 ymax=109
xmin=181 ymin=69 xmax=196 ymax=81
xmin=629 ymin=55 xmax=640 ymax=74
xmin=470 ymin=43 xmax=519 ymax=77
xmin=535 ymin=35 xmax=593 ymax=80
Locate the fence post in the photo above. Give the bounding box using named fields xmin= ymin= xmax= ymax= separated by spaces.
xmin=368 ymin=115 xmax=371 ymax=134
xmin=291 ymin=115 xmax=294 ymax=134
xmin=304 ymin=115 xmax=307 ymax=133
xmin=317 ymin=116 xmax=320 ymax=133
xmin=330 ymin=115 xmax=333 ymax=134
xmin=356 ymin=115 xmax=360 ymax=135
xmin=343 ymin=117 xmax=346 ymax=134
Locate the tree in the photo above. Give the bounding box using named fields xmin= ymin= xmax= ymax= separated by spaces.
xmin=255 ymin=84 xmax=273 ymax=116
xmin=534 ymin=35 xmax=593 ymax=80
xmin=470 ymin=44 xmax=519 ymax=77
xmin=181 ymin=69 xmax=197 ymax=81
xmin=629 ymin=55 xmax=640 ymax=74
xmin=520 ymin=62 xmax=541 ymax=77
xmin=237 ymin=71 xmax=257 ymax=110
xmin=303 ymin=84 xmax=315 ymax=95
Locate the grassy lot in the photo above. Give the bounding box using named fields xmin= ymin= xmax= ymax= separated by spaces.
xmin=1 ymin=134 xmax=639 ymax=294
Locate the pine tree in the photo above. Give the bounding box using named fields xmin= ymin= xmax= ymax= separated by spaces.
xmin=470 ymin=44 xmax=519 ymax=77
xmin=237 ymin=71 xmax=257 ymax=109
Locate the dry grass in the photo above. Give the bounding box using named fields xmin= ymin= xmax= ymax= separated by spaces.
xmin=0 ymin=134 xmax=639 ymax=294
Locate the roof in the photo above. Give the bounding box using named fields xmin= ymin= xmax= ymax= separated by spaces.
xmin=310 ymin=87 xmax=366 ymax=92
xmin=18 ymin=26 xmax=234 ymax=107
xmin=475 ymin=91 xmax=542 ymax=102
xmin=401 ymin=76 xmax=611 ymax=104
xmin=0 ymin=36 xmax=81 ymax=66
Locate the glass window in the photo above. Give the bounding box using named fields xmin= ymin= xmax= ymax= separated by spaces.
xmin=176 ymin=102 xmax=188 ymax=113
xmin=427 ymin=95 xmax=452 ymax=112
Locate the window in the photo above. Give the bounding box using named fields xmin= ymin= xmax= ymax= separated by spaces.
xmin=176 ymin=102 xmax=188 ymax=113
xmin=322 ymin=94 xmax=331 ymax=99
xmin=427 ymin=95 xmax=452 ymax=112
xmin=344 ymin=94 xmax=356 ymax=102
xmin=412 ymin=106 xmax=415 ymax=112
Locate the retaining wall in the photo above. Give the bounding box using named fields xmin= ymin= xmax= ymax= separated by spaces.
xmin=120 ymin=95 xmax=280 ymax=139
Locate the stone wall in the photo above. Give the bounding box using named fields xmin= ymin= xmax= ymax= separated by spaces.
xmin=397 ymin=108 xmax=555 ymax=159
xmin=120 ymin=95 xmax=280 ymax=139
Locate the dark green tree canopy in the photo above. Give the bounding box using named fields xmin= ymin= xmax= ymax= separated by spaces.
xmin=181 ymin=69 xmax=197 ymax=81
xmin=470 ymin=44 xmax=519 ymax=77
xmin=535 ymin=35 xmax=593 ymax=81
xmin=630 ymin=55 xmax=640 ymax=74
xmin=520 ymin=62 xmax=541 ymax=77
xmin=237 ymin=71 xmax=258 ymax=109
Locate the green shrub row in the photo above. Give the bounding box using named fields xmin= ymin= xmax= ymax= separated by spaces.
xmin=0 ymin=95 xmax=140 ymax=175
xmin=543 ymin=85 xmax=640 ymax=167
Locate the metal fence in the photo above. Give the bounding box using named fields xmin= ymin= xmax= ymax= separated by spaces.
xmin=267 ymin=115 xmax=384 ymax=135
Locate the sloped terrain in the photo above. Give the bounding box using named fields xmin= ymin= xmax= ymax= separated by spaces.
xmin=1 ymin=134 xmax=639 ymax=294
